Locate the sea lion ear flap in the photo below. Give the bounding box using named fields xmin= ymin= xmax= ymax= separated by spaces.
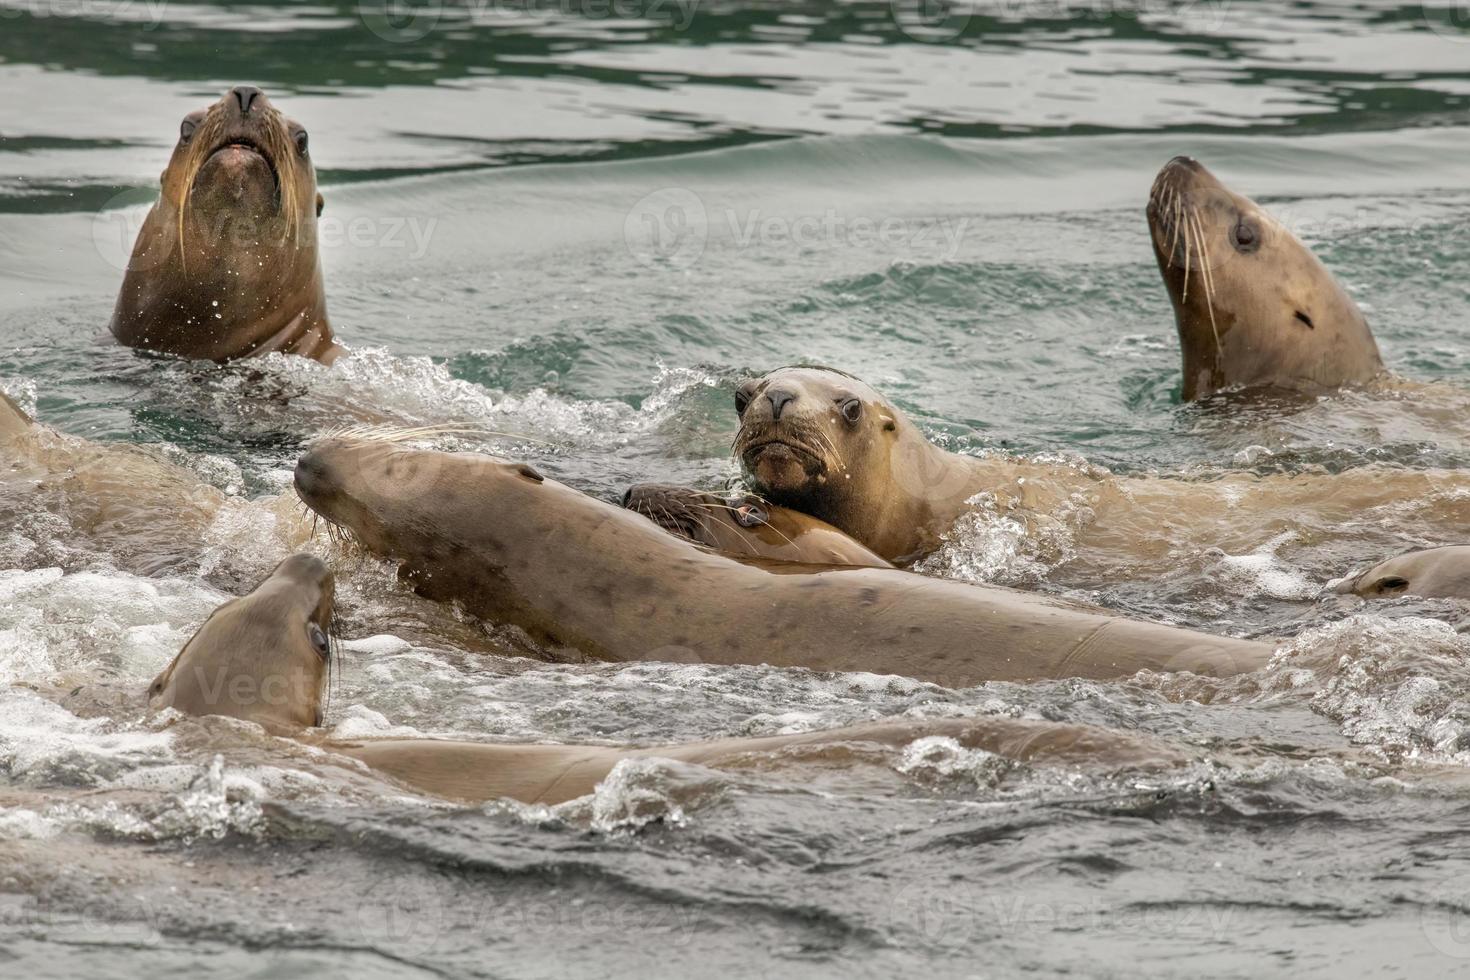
xmin=881 ymin=412 xmax=897 ymax=432
xmin=316 ymin=193 xmax=325 ymax=218
xmin=516 ymin=463 xmax=544 ymax=484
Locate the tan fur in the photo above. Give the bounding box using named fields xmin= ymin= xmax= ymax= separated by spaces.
xmin=293 ymin=438 xmax=1276 ymax=686
xmin=622 ymin=484 xmax=891 ymax=568
xmin=110 ymin=87 xmax=342 ymax=364
xmin=1146 ymin=156 xmax=1383 ymax=400
xmin=1334 ymin=545 xmax=1470 ymax=601
xmin=732 ymin=367 xmax=994 ymax=563
xmin=149 ymin=554 xmax=335 ymax=731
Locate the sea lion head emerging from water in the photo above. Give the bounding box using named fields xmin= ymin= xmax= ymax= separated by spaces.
xmin=1146 ymin=156 xmax=1382 ymax=401
xmin=731 ymin=367 xmax=983 ymax=562
xmin=111 ymin=86 xmax=341 ymax=364
xmin=147 ymin=553 xmax=335 ymax=730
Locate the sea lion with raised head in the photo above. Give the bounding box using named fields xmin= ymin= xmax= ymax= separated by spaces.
xmin=731 ymin=366 xmax=999 ymax=564
xmin=111 ymin=86 xmax=343 ymax=364
xmin=153 ymin=552 xmax=1198 ymax=805
xmin=1332 ymin=546 xmax=1470 ymax=601
xmin=621 ymin=483 xmax=891 ymax=567
xmin=1146 ymin=155 xmax=1384 ymax=401
xmin=292 ymin=437 xmax=1275 ymax=686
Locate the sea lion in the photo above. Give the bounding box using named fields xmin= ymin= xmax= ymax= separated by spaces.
xmin=731 ymin=366 xmax=1004 ymax=563
xmin=110 ymin=85 xmax=343 ymax=364
xmin=621 ymin=483 xmax=891 ymax=567
xmin=154 ymin=553 xmax=1198 ymax=805
xmin=292 ymin=437 xmax=1276 ymax=686
xmin=1146 ymin=156 xmax=1384 ymax=400
xmin=1333 ymin=546 xmax=1470 ymax=601
xmin=148 ymin=553 xmax=336 ymax=730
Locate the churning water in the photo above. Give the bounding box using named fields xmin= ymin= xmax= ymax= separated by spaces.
xmin=4 ymin=1 xmax=1470 ymax=975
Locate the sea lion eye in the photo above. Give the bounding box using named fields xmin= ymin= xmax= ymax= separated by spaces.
xmin=308 ymin=623 xmax=330 ymax=659
xmin=516 ymin=463 xmax=544 ymax=483
xmin=1373 ymin=576 xmax=1409 ymax=595
xmin=294 ymin=130 xmax=309 ymax=155
xmin=734 ymin=381 xmax=758 ymax=416
xmin=840 ymin=398 xmax=862 ymax=424
xmin=1230 ymin=220 xmax=1259 ymax=253
xmin=180 ymin=118 xmax=198 ymax=143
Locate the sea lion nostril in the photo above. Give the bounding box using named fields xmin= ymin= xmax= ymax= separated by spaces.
xmin=232 ymin=85 xmax=264 ymax=115
xmin=767 ymin=388 xmax=796 ymax=419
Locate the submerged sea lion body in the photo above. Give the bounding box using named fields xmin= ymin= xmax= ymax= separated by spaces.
xmin=153 ymin=554 xmax=1197 ymax=805
xmin=1333 ymin=546 xmax=1470 ymax=601
xmin=293 ymin=439 xmax=1275 ymax=686
xmin=111 ymin=86 xmax=342 ymax=364
xmin=622 ymin=483 xmax=890 ymax=567
xmin=1146 ymin=156 xmax=1383 ymax=400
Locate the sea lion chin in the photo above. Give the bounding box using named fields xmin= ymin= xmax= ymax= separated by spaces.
xmin=110 ymin=85 xmax=342 ymax=365
xmin=1146 ymin=155 xmax=1383 ymax=400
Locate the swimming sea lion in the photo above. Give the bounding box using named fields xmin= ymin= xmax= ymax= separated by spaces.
xmin=1332 ymin=546 xmax=1470 ymax=601
xmin=1146 ymin=156 xmax=1384 ymax=400
xmin=292 ymin=437 xmax=1275 ymax=686
xmin=155 ymin=552 xmax=1198 ymax=805
xmin=731 ymin=366 xmax=998 ymax=564
xmin=148 ymin=553 xmax=336 ymax=731
xmin=621 ymin=483 xmax=891 ymax=567
xmin=110 ymin=86 xmax=343 ymax=364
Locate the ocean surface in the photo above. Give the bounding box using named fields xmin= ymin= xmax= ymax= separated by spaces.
xmin=3 ymin=1 xmax=1470 ymax=975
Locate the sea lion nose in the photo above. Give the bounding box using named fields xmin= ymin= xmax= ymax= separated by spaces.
xmin=231 ymin=85 xmax=264 ymax=115
xmin=766 ymin=388 xmax=796 ymax=420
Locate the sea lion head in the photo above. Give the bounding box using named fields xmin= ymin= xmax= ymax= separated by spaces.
xmin=1332 ymin=545 xmax=1470 ymax=601
xmin=164 ymin=85 xmax=320 ymax=254
xmin=1146 ymin=156 xmax=1382 ymax=401
xmin=731 ymin=367 xmax=906 ymax=520
xmin=147 ymin=553 xmax=335 ymax=731
xmin=112 ymin=86 xmax=337 ymax=363
xmin=621 ymin=484 xmax=755 ymax=549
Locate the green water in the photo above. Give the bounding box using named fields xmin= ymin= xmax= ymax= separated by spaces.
xmin=4 ymin=1 xmax=1470 ymax=976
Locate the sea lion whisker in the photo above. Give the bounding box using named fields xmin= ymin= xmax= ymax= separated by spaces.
xmin=1189 ymin=209 xmax=1223 ymax=356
